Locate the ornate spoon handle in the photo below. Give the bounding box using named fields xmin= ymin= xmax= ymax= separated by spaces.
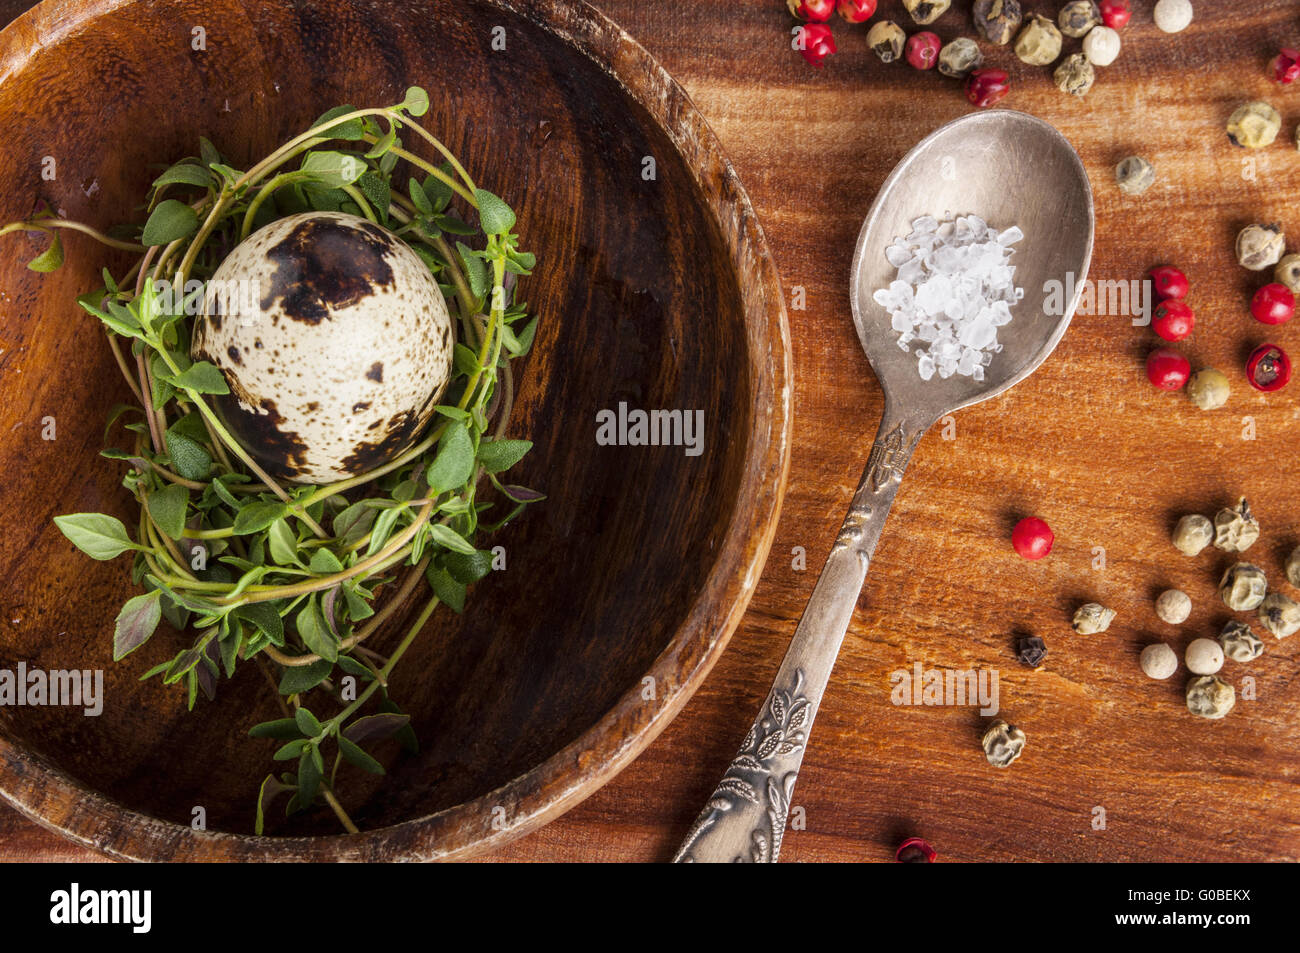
xmin=673 ymin=406 xmax=926 ymax=863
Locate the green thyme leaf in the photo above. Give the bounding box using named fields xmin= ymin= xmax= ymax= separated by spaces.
xmin=152 ymin=162 xmax=214 ymax=191
xmin=443 ymin=548 xmax=494 ymax=584
xmin=278 ymin=658 xmax=333 ymax=695
xmin=113 ymin=590 xmax=163 ymax=660
xmin=297 ymin=747 xmax=322 ymax=803
xmin=343 ymin=712 xmax=410 ymax=745
xmin=236 ymin=602 xmax=284 ymax=646
xmin=233 ymin=501 xmax=288 ymax=535
xmin=408 ymin=176 xmax=433 ymax=217
xmin=426 ymin=421 xmax=474 ymax=494
xmin=267 ymin=518 xmax=298 ymax=566
xmin=308 ymin=547 xmax=344 ymax=574
xmin=428 ymin=523 xmax=476 ymax=555
xmin=294 ymin=707 xmax=323 ymax=738
xmin=425 ymin=565 xmax=466 ymax=613
xmin=249 ymin=718 xmax=304 ymax=740
xmin=161 ymin=360 xmax=229 ymax=395
xmin=310 ymin=104 xmax=365 ymax=141
xmin=455 ymin=241 xmax=488 ymax=299
xmin=296 ymin=598 xmax=338 ymax=663
xmin=147 ymin=483 xmax=189 ymax=540
xmin=26 ymin=232 xmax=63 ymax=272
xmin=473 ymin=188 xmax=516 ymax=235
xmin=53 ymin=513 xmax=140 ymax=560
xmin=338 ymin=736 xmax=384 ymax=774
xmin=164 ymin=430 xmax=212 ymax=481
xmin=401 ymin=86 xmax=430 ymax=117
xmin=476 ymin=438 xmax=532 ymax=474
xmin=141 ymin=199 xmax=199 ymax=246
xmin=301 ymin=150 xmax=366 ymax=188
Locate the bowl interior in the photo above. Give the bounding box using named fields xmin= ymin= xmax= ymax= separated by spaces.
xmin=0 ymin=0 xmax=779 ymax=855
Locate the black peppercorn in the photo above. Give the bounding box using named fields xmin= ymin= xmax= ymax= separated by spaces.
xmin=1016 ymin=634 xmax=1047 ymax=667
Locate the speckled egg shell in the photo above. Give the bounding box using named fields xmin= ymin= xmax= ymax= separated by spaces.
xmin=191 ymin=211 xmax=454 ymax=484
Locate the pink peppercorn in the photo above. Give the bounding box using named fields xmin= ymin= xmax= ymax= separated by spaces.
xmin=797 ymin=23 xmax=837 ymax=67
xmin=1148 ymin=264 xmax=1188 ymax=301
xmin=1246 ymin=343 xmax=1292 ymax=392
xmin=965 ymin=69 xmax=1010 ymax=108
xmin=1100 ymin=0 xmax=1131 ymax=29
xmin=836 ymin=0 xmax=876 ymax=23
xmin=1146 ymin=348 xmax=1191 ymax=391
xmin=1012 ymin=517 xmax=1054 ymax=560
xmin=895 ymin=837 xmax=937 ymax=863
xmin=788 ymin=0 xmax=836 ymax=21
xmin=906 ymin=32 xmax=941 ymax=70
xmin=1273 ymin=49 xmax=1300 ymax=84
xmin=1250 ymin=283 xmax=1294 ymax=325
xmin=1152 ymin=300 xmax=1195 ymax=342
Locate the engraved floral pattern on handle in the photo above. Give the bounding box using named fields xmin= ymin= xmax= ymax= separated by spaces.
xmin=673 ymin=669 xmax=810 ymax=863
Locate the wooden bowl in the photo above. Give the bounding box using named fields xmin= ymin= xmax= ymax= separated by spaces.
xmin=0 ymin=0 xmax=790 ymax=860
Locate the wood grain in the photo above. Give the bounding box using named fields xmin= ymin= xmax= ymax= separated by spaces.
xmin=4 ymin=0 xmax=1300 ymax=862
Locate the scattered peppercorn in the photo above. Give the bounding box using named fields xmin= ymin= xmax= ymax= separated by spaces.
xmin=906 ymin=31 xmax=942 ymax=70
xmin=1186 ymin=675 xmax=1235 ymax=719
xmin=1227 ymin=102 xmax=1282 ymax=149
xmin=981 ymin=720 xmax=1026 ymax=767
xmin=1016 ymin=634 xmax=1048 ymax=667
xmin=1011 ymin=516 xmax=1054 ymax=560
xmin=1099 ymin=0 xmax=1131 ymax=29
xmin=1274 ymin=254 xmax=1300 ymax=293
xmin=937 ymin=37 xmax=982 ymax=78
xmin=1156 ymin=589 xmax=1192 ymax=625
xmin=1153 ymin=0 xmax=1193 ymax=34
xmin=1185 ymin=637 xmax=1223 ymax=675
xmin=1140 ymin=642 xmax=1178 ymax=680
xmin=1186 ymin=368 xmax=1230 ymax=410
xmin=902 ymin=0 xmax=950 ymax=26
xmin=1149 ymin=264 xmax=1188 ymax=301
xmin=965 ymin=68 xmax=1011 ymax=108
xmin=894 ymin=836 xmax=937 ymax=862
xmin=1236 ymin=224 xmax=1285 ymax=271
xmin=1245 ymin=342 xmax=1291 ymax=392
xmin=1072 ymin=602 xmax=1116 ymax=634
xmin=1287 ymin=545 xmax=1300 ymax=588
xmin=1054 ymin=53 xmax=1096 ymax=96
xmin=1058 ymin=1 xmax=1101 ymax=38
xmin=1014 ymin=14 xmax=1062 ymax=66
xmin=972 ymin=0 xmax=1021 ymax=45
xmin=1219 ymin=620 xmax=1264 ymax=662
xmin=836 ymin=0 xmax=877 ymax=23
xmin=1146 ymin=348 xmax=1190 ymax=390
xmin=1250 ymin=283 xmax=1295 ymax=325
xmin=1257 ymin=592 xmax=1300 ymax=638
xmin=1083 ymin=26 xmax=1121 ymax=67
xmin=1115 ymin=156 xmax=1155 ymax=195
xmin=866 ymin=19 xmax=905 ymax=62
xmin=1172 ymin=514 xmax=1214 ymax=555
xmin=789 ymin=0 xmax=835 ymax=20
xmin=1153 ymin=300 xmax=1194 ymax=341
xmin=1214 ymin=498 xmax=1260 ymax=553
xmin=1219 ymin=562 xmax=1268 ymax=612
xmin=1272 ymin=48 xmax=1300 ymax=84
xmin=798 ymin=23 xmax=837 ymax=67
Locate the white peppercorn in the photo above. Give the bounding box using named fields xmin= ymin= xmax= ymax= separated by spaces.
xmin=938 ymin=37 xmax=983 ymax=78
xmin=1274 ymin=254 xmax=1300 ymax=294
xmin=1082 ymin=26 xmax=1121 ymax=67
xmin=1172 ymin=514 xmax=1214 ymax=555
xmin=972 ymin=0 xmax=1021 ymax=45
xmin=1227 ymin=102 xmax=1282 ymax=149
xmin=1140 ymin=642 xmax=1178 ymax=680
xmin=1054 ymin=53 xmax=1095 ymax=96
xmin=1184 ymin=637 xmax=1223 ymax=675
xmin=1220 ymin=563 xmax=1268 ymax=612
xmin=867 ymin=20 xmax=906 ymax=63
xmin=903 ymin=0 xmax=950 ymax=26
xmin=1186 ymin=675 xmax=1235 ymax=719
xmin=1219 ymin=620 xmax=1264 ymax=662
xmin=1213 ymin=497 xmax=1260 ymax=552
xmin=1236 ymin=224 xmax=1285 ymax=271
xmin=1155 ymin=589 xmax=1192 ymax=624
xmin=1072 ymin=602 xmax=1115 ymax=634
xmin=1287 ymin=544 xmax=1300 ymax=588
xmin=1186 ymin=368 xmax=1230 ymax=410
xmin=1014 ymin=14 xmax=1062 ymax=66
xmin=1257 ymin=592 xmax=1300 ymax=638
xmin=1115 ymin=156 xmax=1155 ymax=195
xmin=1154 ymin=0 xmax=1193 ymax=34
xmin=1058 ymin=1 xmax=1100 ymax=38
xmin=981 ymin=719 xmax=1026 ymax=768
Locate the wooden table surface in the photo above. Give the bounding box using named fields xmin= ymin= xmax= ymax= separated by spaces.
xmin=3 ymin=0 xmax=1299 ymax=862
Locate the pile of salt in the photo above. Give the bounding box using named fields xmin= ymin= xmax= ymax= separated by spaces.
xmin=872 ymin=214 xmax=1024 ymax=382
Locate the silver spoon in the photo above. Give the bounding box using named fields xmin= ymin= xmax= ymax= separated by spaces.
xmin=674 ymin=110 xmax=1094 ymax=863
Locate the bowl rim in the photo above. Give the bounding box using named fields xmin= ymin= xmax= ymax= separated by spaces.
xmin=0 ymin=0 xmax=792 ymax=861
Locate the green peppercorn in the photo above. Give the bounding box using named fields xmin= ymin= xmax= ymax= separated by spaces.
xmin=1219 ymin=620 xmax=1264 ymax=662
xmin=867 ymin=20 xmax=906 ymax=63
xmin=1258 ymin=592 xmax=1300 ymax=638
xmin=973 ymin=0 xmax=1021 ymax=45
xmin=1058 ymin=0 xmax=1101 ymax=38
xmin=1227 ymin=101 xmax=1282 ymax=149
xmin=1220 ymin=562 xmax=1268 ymax=612
xmin=1275 ymin=254 xmax=1300 ymax=293
xmin=1115 ymin=156 xmax=1155 ymax=195
xmin=1054 ymin=53 xmax=1095 ymax=96
xmin=903 ymin=0 xmax=951 ymax=26
xmin=1237 ymin=224 xmax=1286 ymax=271
xmin=1186 ymin=675 xmax=1235 ymax=719
xmin=1214 ymin=497 xmax=1260 ymax=552
xmin=1072 ymin=602 xmax=1115 ymax=634
xmin=1187 ymin=368 xmax=1230 ymax=410
xmin=1015 ymin=14 xmax=1062 ymax=66
xmin=938 ymin=37 xmax=983 ymax=78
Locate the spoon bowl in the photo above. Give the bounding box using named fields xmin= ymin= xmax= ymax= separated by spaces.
xmin=850 ymin=109 xmax=1094 ymax=420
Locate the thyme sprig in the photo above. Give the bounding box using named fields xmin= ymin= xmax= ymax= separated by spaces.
xmin=4 ymin=87 xmax=542 ymax=834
